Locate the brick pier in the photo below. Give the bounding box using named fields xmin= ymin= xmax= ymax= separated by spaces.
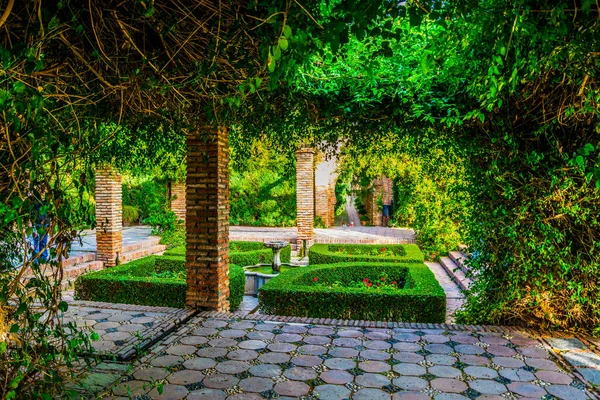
xmin=186 ymin=127 xmax=230 ymax=311
xmin=169 ymin=181 xmax=187 ymax=222
xmin=295 ymin=148 xmax=315 ymax=247
xmin=95 ymin=166 xmax=122 ymax=267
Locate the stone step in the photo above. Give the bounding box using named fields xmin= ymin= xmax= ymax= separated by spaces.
xmin=122 ymin=236 xmax=162 ymax=253
xmin=63 ymin=260 xmax=104 ymax=279
xmin=439 ymin=256 xmax=472 ymax=291
xmin=120 ymin=244 xmax=166 ymax=264
xmin=61 ymin=252 xmax=96 ymax=268
xmin=449 ymin=251 xmax=469 ymax=275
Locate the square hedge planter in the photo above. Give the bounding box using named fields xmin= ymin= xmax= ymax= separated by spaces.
xmin=74 ymin=256 xmax=245 ymax=310
xmin=308 ymin=243 xmax=425 ymax=265
xmin=258 ymin=262 xmax=446 ymax=323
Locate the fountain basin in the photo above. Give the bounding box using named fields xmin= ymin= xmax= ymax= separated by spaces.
xmin=244 ymin=264 xmax=301 ymax=295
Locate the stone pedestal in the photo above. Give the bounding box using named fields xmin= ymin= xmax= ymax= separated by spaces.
xmin=296 ymin=148 xmax=315 ymax=246
xmin=169 ymin=181 xmax=187 ymax=222
xmin=95 ymin=166 xmax=122 ymax=267
xmin=186 ymin=126 xmax=230 ymax=311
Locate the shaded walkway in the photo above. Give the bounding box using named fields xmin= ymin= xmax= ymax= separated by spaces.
xmin=74 ymin=311 xmax=599 ymax=399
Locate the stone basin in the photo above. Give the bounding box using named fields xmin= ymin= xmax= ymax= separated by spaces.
xmin=244 ymin=264 xmax=302 ymax=295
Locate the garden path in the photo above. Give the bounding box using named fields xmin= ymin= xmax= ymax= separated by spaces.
xmin=70 ymin=310 xmax=600 ymax=399
xmin=231 ymin=226 xmax=415 ymax=244
xmin=345 ymin=195 xmax=362 ymax=226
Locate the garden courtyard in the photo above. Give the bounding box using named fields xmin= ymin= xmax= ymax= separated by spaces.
xmin=2 ymin=0 xmax=600 ymax=399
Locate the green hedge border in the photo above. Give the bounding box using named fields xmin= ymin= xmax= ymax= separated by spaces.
xmin=308 ymin=244 xmax=424 ymax=265
xmin=259 ymin=262 xmax=445 ymax=322
xmin=74 ymin=256 xmax=245 ymax=310
xmin=164 ymin=241 xmax=291 ymax=266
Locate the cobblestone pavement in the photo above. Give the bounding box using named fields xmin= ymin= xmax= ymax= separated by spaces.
xmin=64 ymin=301 xmax=195 ymax=361
xmin=78 ymin=314 xmax=598 ymax=399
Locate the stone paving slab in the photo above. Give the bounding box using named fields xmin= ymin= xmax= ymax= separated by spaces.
xmin=78 ymin=313 xmax=598 ymax=399
xmin=65 ymin=301 xmax=196 ymax=361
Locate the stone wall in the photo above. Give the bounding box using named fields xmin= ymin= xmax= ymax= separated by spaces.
xmin=186 ymin=127 xmax=230 ymax=311
xmin=95 ymin=166 xmax=122 ymax=266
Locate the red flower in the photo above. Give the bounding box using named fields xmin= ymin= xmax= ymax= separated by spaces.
xmin=367 ymin=283 xmax=373 ymax=287
xmin=392 ymin=281 xmax=397 ymax=285
xmin=381 ymin=277 xmax=385 ymax=281
xmin=313 ymin=277 xmax=318 ymax=282
xmin=362 ymin=278 xmax=369 ymax=283
xmin=380 ymin=247 xmax=387 ymax=252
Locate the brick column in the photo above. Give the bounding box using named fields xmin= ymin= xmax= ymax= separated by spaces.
xmin=296 ymin=148 xmax=315 ymax=245
xmin=169 ymin=181 xmax=187 ymax=222
xmin=327 ymin=180 xmax=337 ymax=227
xmin=186 ymin=126 xmax=230 ymax=311
xmin=95 ymin=166 xmax=122 ymax=266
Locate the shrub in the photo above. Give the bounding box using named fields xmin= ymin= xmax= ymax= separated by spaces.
xmin=75 ymin=256 xmax=245 ymax=310
xmin=122 ymin=205 xmax=140 ymax=225
xmin=314 ymin=216 xmax=327 ymax=228
xmin=259 ymin=262 xmax=445 ymax=322
xmin=164 ymin=241 xmax=291 ymax=266
xmin=309 ymin=244 xmax=424 ymax=265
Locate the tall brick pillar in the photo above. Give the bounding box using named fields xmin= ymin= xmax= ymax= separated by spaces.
xmin=95 ymin=166 xmax=122 ymax=266
xmin=296 ymin=148 xmax=315 ymax=246
xmin=169 ymin=181 xmax=187 ymax=222
xmin=186 ymin=126 xmax=230 ymax=311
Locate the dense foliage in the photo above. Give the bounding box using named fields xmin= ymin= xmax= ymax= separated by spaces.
xmin=259 ymin=262 xmax=445 ymax=322
xmin=230 ymin=142 xmax=296 ymax=227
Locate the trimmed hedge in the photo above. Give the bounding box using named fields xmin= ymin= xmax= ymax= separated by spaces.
xmin=308 ymin=244 xmax=424 ymax=265
xmin=164 ymin=241 xmax=291 ymax=266
xmin=74 ymin=256 xmax=245 ymax=310
xmin=259 ymin=262 xmax=445 ymax=322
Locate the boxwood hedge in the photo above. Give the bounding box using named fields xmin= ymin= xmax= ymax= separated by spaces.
xmin=164 ymin=241 xmax=291 ymax=266
xmin=74 ymin=256 xmax=245 ymax=310
xmin=308 ymin=244 xmax=424 ymax=265
xmin=258 ymin=262 xmax=445 ymax=322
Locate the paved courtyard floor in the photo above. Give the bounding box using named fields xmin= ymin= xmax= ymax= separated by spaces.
xmin=73 ymin=312 xmax=599 ymax=399
xmin=231 ymin=226 xmax=415 ymax=244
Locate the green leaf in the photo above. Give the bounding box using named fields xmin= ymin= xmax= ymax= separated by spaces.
xmin=48 ymin=16 xmax=59 ymax=31
xmin=576 ymin=155 xmax=584 ymax=168
xmin=58 ymin=301 xmax=68 ymax=312
xmin=283 ymin=25 xmax=292 ymax=38
xmin=273 ymin=45 xmax=281 ymax=61
xmin=267 ymin=54 xmax=275 ymax=73
xmin=0 ymin=341 xmax=6 ymax=353
xmin=255 ymin=78 xmax=262 ymax=88
xmin=12 ymin=81 xmax=25 ymax=94
xmin=278 ymin=37 xmax=289 ymax=51
xmin=10 ymin=324 xmax=19 ymax=333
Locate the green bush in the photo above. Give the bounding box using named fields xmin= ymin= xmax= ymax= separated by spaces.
xmin=309 ymin=244 xmax=424 ymax=265
xmin=122 ymin=205 xmax=140 ymax=225
xmin=164 ymin=241 xmax=291 ymax=266
xmin=74 ymin=256 xmax=245 ymax=310
xmin=259 ymin=262 xmax=445 ymax=322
